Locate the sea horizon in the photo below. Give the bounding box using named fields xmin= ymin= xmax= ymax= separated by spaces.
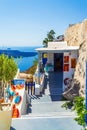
xmin=0 ymin=46 xmax=39 ymax=72
xmin=0 ymin=45 xmax=41 ymax=51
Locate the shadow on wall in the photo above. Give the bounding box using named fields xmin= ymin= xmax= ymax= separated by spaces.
xmin=10 ymin=127 xmax=16 ymax=130
xmin=27 ymin=103 xmax=32 ymax=114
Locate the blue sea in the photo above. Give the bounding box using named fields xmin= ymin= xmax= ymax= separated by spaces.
xmin=0 ymin=46 xmax=40 ymax=72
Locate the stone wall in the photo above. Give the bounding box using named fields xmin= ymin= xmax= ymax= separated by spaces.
xmin=64 ymin=19 xmax=87 ymax=98
xmin=65 ymin=23 xmax=80 ymax=46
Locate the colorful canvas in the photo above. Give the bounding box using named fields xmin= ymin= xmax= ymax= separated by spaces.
xmin=64 ymin=56 xmax=69 ymax=63
xmin=64 ymin=64 xmax=69 ymax=71
xmin=71 ymin=58 xmax=76 ymax=68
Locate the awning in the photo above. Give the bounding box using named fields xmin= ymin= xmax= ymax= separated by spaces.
xmin=36 ymin=46 xmax=79 ymax=53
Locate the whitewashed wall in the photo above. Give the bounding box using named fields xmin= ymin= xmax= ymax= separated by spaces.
xmin=46 ymin=50 xmax=78 ymax=91
xmin=63 ymin=50 xmax=78 ymax=91
xmin=47 ymin=53 xmax=54 ymax=71
xmin=48 ymin=41 xmax=67 ymax=48
xmin=47 ymin=53 xmax=54 ymax=64
xmin=21 ymin=90 xmax=27 ymax=115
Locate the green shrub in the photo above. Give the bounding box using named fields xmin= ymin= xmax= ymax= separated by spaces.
xmin=73 ymin=96 xmax=87 ymax=128
xmin=61 ymin=101 xmax=73 ymax=110
xmin=61 ymin=96 xmax=87 ymax=129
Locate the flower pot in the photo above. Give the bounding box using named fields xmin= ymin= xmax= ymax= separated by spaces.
xmin=0 ymin=109 xmax=12 ymax=130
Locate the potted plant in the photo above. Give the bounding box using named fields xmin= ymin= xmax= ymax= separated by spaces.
xmin=0 ymin=54 xmax=18 ymax=130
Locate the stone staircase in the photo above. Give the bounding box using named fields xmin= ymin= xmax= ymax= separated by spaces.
xmin=22 ymin=72 xmax=76 ymax=119
xmin=21 ymin=94 xmax=76 ymax=118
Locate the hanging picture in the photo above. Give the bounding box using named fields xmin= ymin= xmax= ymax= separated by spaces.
xmin=42 ymin=53 xmax=47 ymax=66
xmin=64 ymin=56 xmax=69 ymax=63
xmin=43 ymin=53 xmax=47 ymax=58
xmin=71 ymin=58 xmax=76 ymax=68
xmin=64 ymin=64 xmax=69 ymax=71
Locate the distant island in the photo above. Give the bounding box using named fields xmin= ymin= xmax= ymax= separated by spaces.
xmin=0 ymin=49 xmax=37 ymax=58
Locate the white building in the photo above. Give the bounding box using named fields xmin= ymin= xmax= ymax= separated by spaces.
xmin=36 ymin=41 xmax=79 ymax=92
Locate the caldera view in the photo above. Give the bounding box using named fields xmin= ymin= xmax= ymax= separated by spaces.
xmin=0 ymin=0 xmax=87 ymax=130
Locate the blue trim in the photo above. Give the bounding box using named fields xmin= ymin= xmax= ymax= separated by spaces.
xmin=12 ymin=79 xmax=25 ymax=85
xmin=42 ymin=53 xmax=47 ymax=66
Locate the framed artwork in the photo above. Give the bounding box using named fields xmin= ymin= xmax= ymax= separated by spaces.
xmin=71 ymin=58 xmax=76 ymax=68
xmin=64 ymin=56 xmax=69 ymax=63
xmin=64 ymin=64 xmax=69 ymax=71
xmin=43 ymin=53 xmax=47 ymax=58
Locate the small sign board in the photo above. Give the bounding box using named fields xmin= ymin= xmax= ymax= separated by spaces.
xmin=12 ymin=79 xmax=25 ymax=86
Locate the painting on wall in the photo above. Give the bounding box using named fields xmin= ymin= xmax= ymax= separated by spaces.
xmin=64 ymin=56 xmax=69 ymax=63
xmin=71 ymin=58 xmax=76 ymax=68
xmin=42 ymin=53 xmax=47 ymax=66
xmin=6 ymin=79 xmax=25 ymax=118
xmin=64 ymin=64 xmax=69 ymax=71
xmin=43 ymin=53 xmax=47 ymax=58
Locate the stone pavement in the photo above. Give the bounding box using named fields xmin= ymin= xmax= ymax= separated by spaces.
xmin=26 ymin=95 xmax=76 ymax=117
xmin=11 ymin=117 xmax=82 ymax=130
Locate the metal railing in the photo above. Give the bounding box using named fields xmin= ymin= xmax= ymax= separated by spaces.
xmin=25 ymin=82 xmax=35 ymax=95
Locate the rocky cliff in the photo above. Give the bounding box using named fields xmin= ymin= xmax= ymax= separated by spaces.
xmin=63 ymin=19 xmax=87 ymax=99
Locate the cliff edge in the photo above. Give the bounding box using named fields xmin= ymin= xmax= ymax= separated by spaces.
xmin=63 ymin=19 xmax=87 ymax=99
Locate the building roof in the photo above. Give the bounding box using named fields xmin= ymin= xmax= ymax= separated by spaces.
xmin=36 ymin=41 xmax=79 ymax=53
xmin=36 ymin=46 xmax=79 ymax=53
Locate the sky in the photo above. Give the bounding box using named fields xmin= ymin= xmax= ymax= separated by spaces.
xmin=0 ymin=0 xmax=87 ymax=47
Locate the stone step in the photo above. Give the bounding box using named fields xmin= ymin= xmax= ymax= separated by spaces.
xmin=28 ymin=101 xmax=72 ymax=114
xmin=21 ymin=111 xmax=76 ymax=118
xmin=31 ymin=95 xmax=63 ymax=103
